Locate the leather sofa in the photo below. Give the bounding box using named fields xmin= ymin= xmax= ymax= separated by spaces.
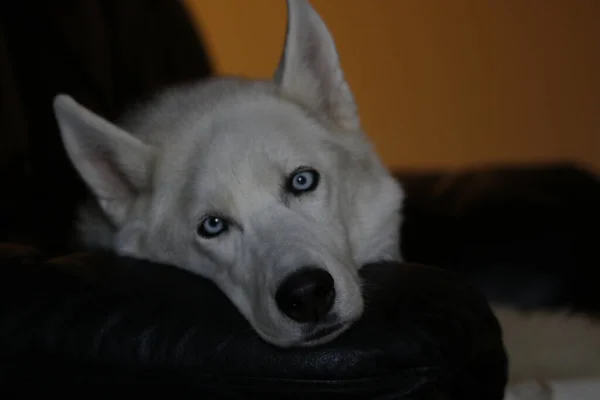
xmin=399 ymin=163 xmax=600 ymax=314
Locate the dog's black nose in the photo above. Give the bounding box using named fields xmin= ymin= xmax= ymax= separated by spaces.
xmin=275 ymin=267 xmax=335 ymax=323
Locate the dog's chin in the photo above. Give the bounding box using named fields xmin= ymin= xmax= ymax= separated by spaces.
xmin=297 ymin=320 xmax=354 ymax=347
xmin=256 ymin=319 xmax=357 ymax=349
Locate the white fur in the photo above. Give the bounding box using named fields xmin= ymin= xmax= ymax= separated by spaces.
xmin=52 ymin=0 xmax=600 ymax=397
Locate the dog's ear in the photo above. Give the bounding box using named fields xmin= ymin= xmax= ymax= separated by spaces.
xmin=275 ymin=0 xmax=360 ymax=131
xmin=53 ymin=94 xmax=155 ymax=226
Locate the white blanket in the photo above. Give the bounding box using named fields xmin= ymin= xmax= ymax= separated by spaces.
xmin=505 ymin=378 xmax=600 ymax=400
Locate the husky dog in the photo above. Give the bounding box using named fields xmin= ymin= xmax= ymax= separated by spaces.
xmin=53 ymin=0 xmax=600 ymax=397
xmin=53 ymin=0 xmax=403 ymax=348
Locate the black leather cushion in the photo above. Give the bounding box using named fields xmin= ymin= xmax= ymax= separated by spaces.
xmin=0 ymin=245 xmax=507 ymax=398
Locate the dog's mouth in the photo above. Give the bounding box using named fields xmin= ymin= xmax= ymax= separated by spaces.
xmin=253 ymin=316 xmax=359 ymax=348
xmin=299 ymin=321 xmax=351 ymax=347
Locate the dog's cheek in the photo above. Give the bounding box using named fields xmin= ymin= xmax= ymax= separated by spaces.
xmin=203 ymin=232 xmax=250 ymax=286
xmin=113 ymin=222 xmax=147 ymax=259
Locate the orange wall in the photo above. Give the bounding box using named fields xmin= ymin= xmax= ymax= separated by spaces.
xmin=183 ymin=0 xmax=600 ymax=172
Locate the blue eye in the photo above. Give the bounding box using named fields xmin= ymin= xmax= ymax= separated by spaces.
xmin=287 ymin=168 xmax=320 ymax=195
xmin=197 ymin=215 xmax=228 ymax=238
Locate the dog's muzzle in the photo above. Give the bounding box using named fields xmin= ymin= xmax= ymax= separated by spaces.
xmin=246 ymin=205 xmax=358 ymax=345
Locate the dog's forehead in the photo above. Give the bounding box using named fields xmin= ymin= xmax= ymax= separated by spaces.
xmin=172 ymin=96 xmax=336 ymax=214
xmin=198 ymin=97 xmax=331 ymax=169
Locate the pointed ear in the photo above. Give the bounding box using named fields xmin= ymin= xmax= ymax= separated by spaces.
xmin=274 ymin=0 xmax=360 ymax=131
xmin=53 ymin=94 xmax=155 ymax=226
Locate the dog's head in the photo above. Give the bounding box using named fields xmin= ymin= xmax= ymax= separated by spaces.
xmin=53 ymin=0 xmax=403 ymax=347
